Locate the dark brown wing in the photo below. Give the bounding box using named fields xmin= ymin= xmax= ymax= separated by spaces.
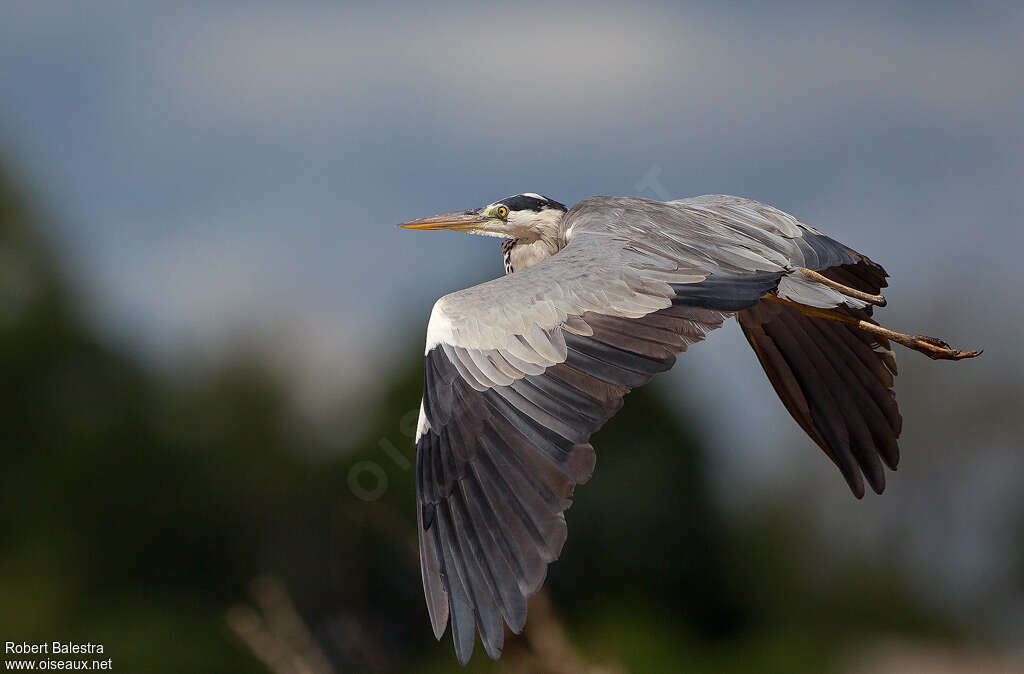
xmin=738 ymin=257 xmax=902 ymax=497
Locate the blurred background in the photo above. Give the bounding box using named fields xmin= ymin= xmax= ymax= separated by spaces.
xmin=2 ymin=1 xmax=1023 ymax=671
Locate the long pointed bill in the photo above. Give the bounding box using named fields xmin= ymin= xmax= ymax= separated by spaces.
xmin=397 ymin=210 xmax=488 ymax=231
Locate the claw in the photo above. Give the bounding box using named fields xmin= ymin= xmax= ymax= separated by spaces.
xmin=925 ymin=347 xmax=982 ymax=361
xmin=910 ymin=335 xmax=982 ymax=360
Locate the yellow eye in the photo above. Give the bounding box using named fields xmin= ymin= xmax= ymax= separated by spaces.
xmin=495 ymin=205 xmax=509 ymax=219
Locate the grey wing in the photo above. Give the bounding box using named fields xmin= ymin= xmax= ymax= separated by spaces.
xmin=567 ymin=194 xmax=875 ymax=308
xmin=415 ymin=228 xmax=781 ymax=664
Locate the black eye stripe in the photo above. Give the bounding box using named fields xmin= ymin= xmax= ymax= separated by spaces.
xmin=497 ymin=194 xmax=567 ymax=213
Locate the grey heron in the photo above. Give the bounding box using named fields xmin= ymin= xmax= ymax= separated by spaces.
xmin=398 ymin=192 xmax=979 ymax=664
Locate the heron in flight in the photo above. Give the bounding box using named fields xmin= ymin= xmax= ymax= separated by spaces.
xmin=398 ymin=192 xmax=979 ymax=664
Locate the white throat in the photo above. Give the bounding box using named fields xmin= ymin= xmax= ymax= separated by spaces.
xmin=506 ymin=237 xmax=559 ymax=273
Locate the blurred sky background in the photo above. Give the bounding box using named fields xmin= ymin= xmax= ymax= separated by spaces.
xmin=2 ymin=0 xmax=1023 ymax=670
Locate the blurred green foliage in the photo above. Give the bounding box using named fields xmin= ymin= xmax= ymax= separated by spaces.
xmin=0 ymin=162 xmax=959 ymax=672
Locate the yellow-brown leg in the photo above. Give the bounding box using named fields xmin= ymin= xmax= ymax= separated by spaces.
xmin=795 ymin=267 xmax=888 ymax=307
xmin=766 ymin=295 xmax=982 ymax=361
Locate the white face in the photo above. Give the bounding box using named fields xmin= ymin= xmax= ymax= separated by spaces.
xmin=474 ymin=195 xmax=565 ymax=240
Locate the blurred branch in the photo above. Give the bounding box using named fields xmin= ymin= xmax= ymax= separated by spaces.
xmin=227 ymin=575 xmax=335 ymax=674
xmin=842 ymin=638 xmax=1024 ymax=674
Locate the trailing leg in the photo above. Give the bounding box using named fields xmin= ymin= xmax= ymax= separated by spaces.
xmin=765 ymin=296 xmax=981 ymax=361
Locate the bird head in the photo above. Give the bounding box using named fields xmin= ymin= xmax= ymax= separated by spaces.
xmin=398 ymin=193 xmax=567 ymax=240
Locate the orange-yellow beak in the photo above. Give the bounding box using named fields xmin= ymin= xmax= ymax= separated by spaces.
xmin=397 ymin=210 xmax=488 ymax=231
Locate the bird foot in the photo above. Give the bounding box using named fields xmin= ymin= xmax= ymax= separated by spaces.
xmin=907 ymin=335 xmax=982 ymax=361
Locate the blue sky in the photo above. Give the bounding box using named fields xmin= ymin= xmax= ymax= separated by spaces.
xmin=4 ymin=2 xmax=1020 ymax=359
xmin=2 ymin=0 xmax=1020 ymax=418
xmin=3 ymin=0 xmax=1024 ymax=628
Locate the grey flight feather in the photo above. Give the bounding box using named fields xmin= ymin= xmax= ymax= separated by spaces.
xmin=412 ymin=194 xmax=900 ymax=664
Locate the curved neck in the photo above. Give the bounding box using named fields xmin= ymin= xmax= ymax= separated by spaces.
xmin=499 ymin=207 xmax=566 ymax=275
xmin=503 ymin=236 xmax=560 ymax=274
